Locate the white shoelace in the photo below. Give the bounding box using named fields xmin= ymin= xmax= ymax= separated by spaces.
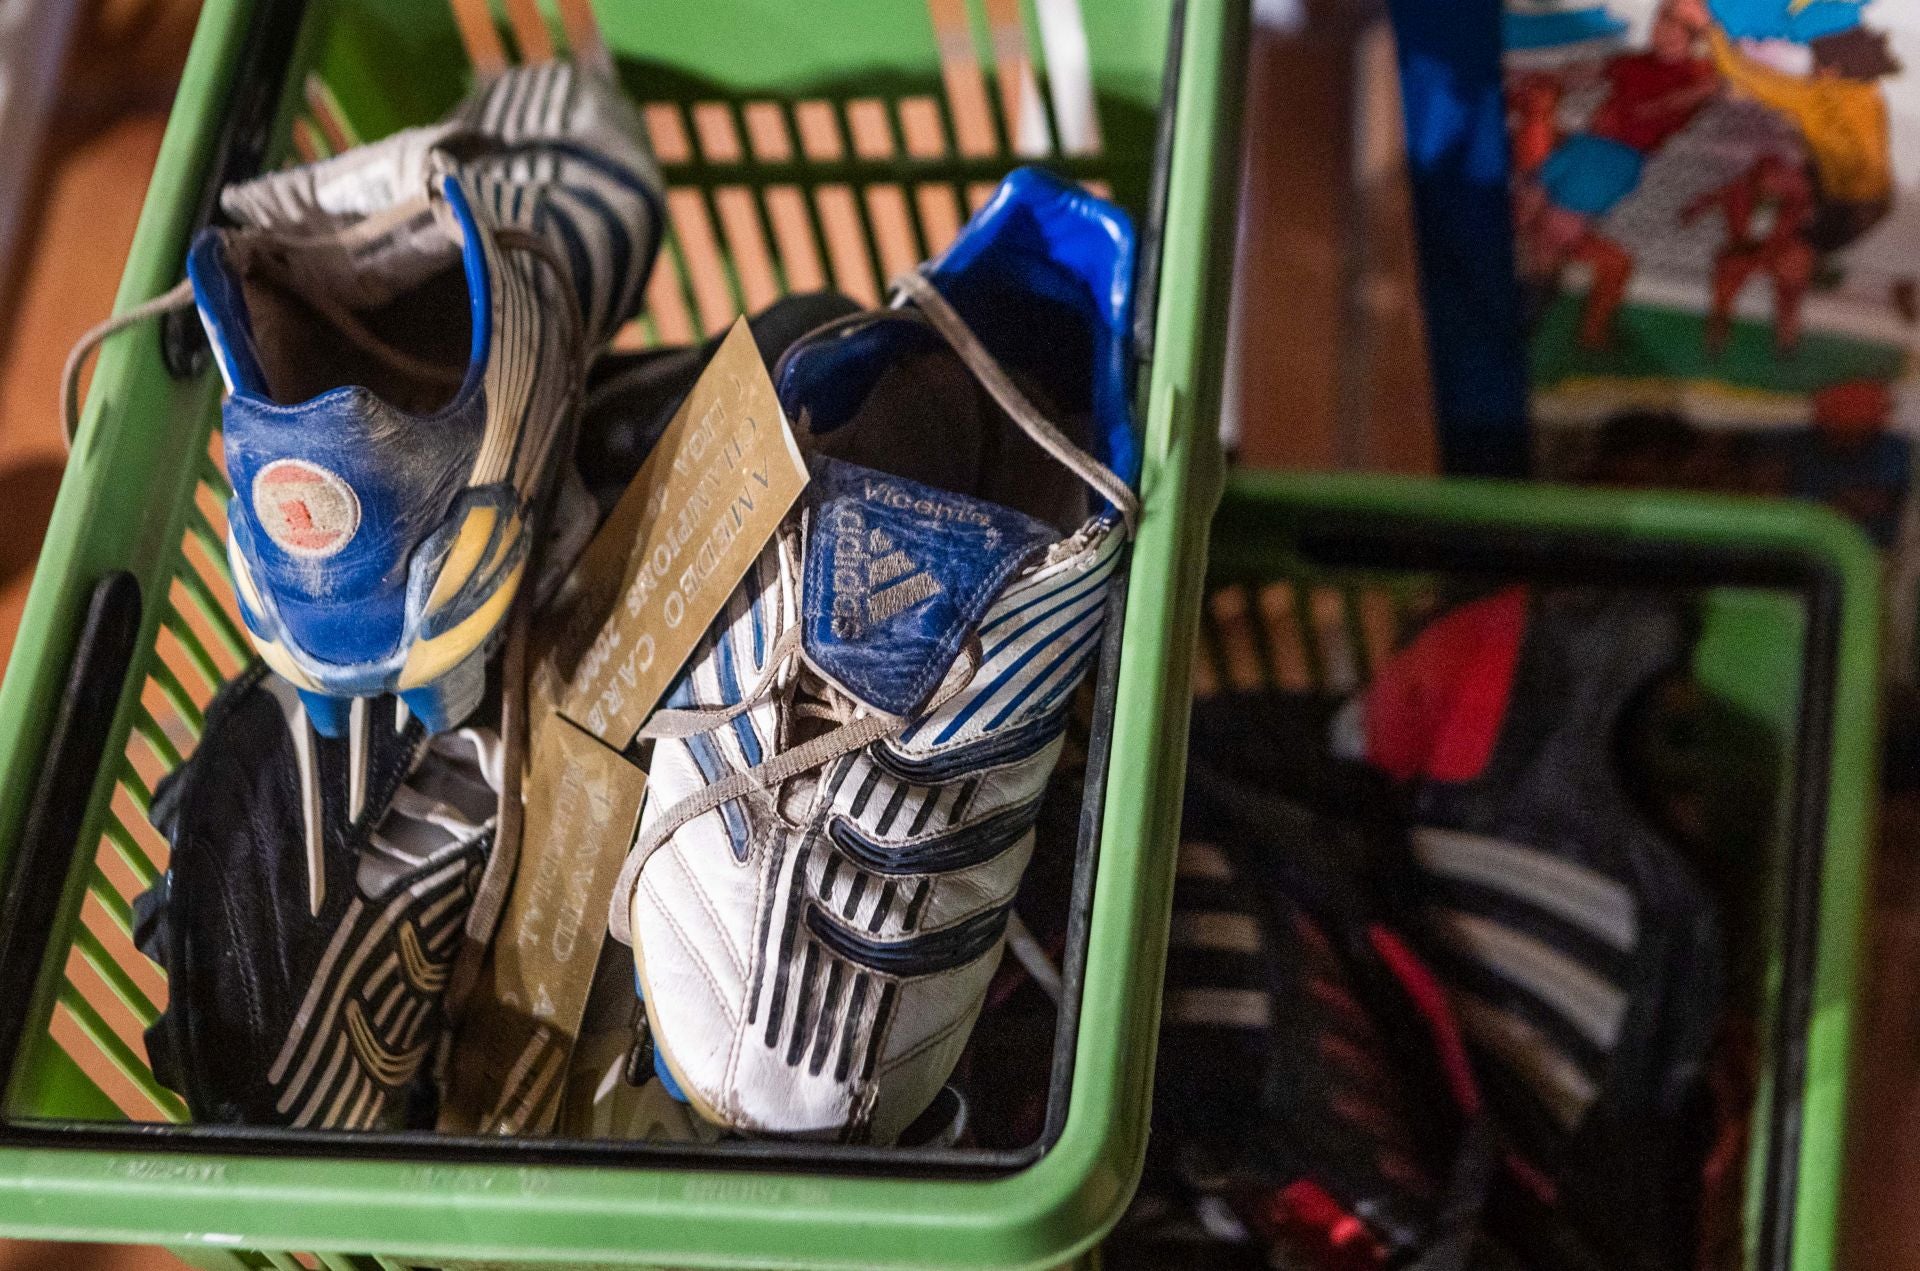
xmin=59 ymin=220 xmax=579 ymax=452
xmin=605 ymin=595 xmax=980 ymax=944
xmin=60 ymin=279 xmax=196 ymax=449
xmin=890 ymin=271 xmax=1139 ymax=537
xmin=606 ymin=270 xmax=1136 ymax=942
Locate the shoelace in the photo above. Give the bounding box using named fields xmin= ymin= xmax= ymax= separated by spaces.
xmin=891 ymin=271 xmax=1139 ymax=536
xmin=59 ymin=206 xmax=582 ymax=451
xmin=366 ymin=731 xmax=503 ymax=865
xmin=605 ymin=573 xmax=980 ymax=943
xmin=446 ymin=585 xmax=531 ymax=1017
xmin=606 ymin=270 xmax=1138 ymax=942
xmin=60 ymin=278 xmax=196 ymax=449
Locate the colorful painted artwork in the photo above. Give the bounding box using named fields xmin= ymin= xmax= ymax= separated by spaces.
xmin=1504 ymin=0 xmax=1919 ymax=552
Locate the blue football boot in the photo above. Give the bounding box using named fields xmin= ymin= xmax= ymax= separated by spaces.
xmin=190 ymin=62 xmax=661 ymax=736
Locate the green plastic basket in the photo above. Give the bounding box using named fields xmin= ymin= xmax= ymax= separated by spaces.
xmin=1196 ymin=470 xmax=1879 ymax=1271
xmin=0 ymin=0 xmax=1246 ymax=1266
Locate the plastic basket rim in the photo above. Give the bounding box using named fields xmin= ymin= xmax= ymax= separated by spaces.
xmin=0 ymin=0 xmax=1256 ymax=1263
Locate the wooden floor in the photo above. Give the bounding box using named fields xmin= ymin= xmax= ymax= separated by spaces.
xmin=0 ymin=1 xmax=1911 ymax=1268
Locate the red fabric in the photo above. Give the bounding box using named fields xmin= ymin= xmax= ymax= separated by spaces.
xmin=1367 ymin=926 xmax=1481 ymax=1118
xmin=1697 ymin=1021 xmax=1757 ymax=1271
xmin=1504 ymin=1150 xmax=1560 ymax=1206
xmin=1509 ymin=75 xmax=1563 ymax=174
xmin=1246 ymin=1179 xmax=1389 ymax=1271
xmin=1813 ymin=380 xmax=1893 ymax=436
xmin=1591 ymin=53 xmax=1716 ymax=153
xmin=1365 ymin=588 xmax=1529 ymax=784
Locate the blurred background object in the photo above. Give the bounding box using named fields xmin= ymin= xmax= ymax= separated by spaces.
xmin=0 ymin=0 xmax=195 ymax=680
xmin=0 ymin=0 xmax=83 ymax=309
xmin=1225 ymin=0 xmax=1438 ymax=475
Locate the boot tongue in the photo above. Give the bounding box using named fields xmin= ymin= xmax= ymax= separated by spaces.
xmin=800 ymin=456 xmax=1058 ymax=718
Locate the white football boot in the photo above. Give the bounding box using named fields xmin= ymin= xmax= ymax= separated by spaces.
xmin=609 ymin=168 xmax=1142 ymax=1142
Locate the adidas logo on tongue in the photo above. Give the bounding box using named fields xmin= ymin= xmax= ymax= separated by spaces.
xmin=804 ymin=456 xmax=1059 ymax=719
xmin=827 ymin=505 xmax=945 ymax=640
xmin=865 ymin=529 xmax=943 ymax=622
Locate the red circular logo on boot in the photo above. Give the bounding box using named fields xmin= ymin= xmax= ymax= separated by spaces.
xmin=252 ymin=459 xmax=361 ymax=559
